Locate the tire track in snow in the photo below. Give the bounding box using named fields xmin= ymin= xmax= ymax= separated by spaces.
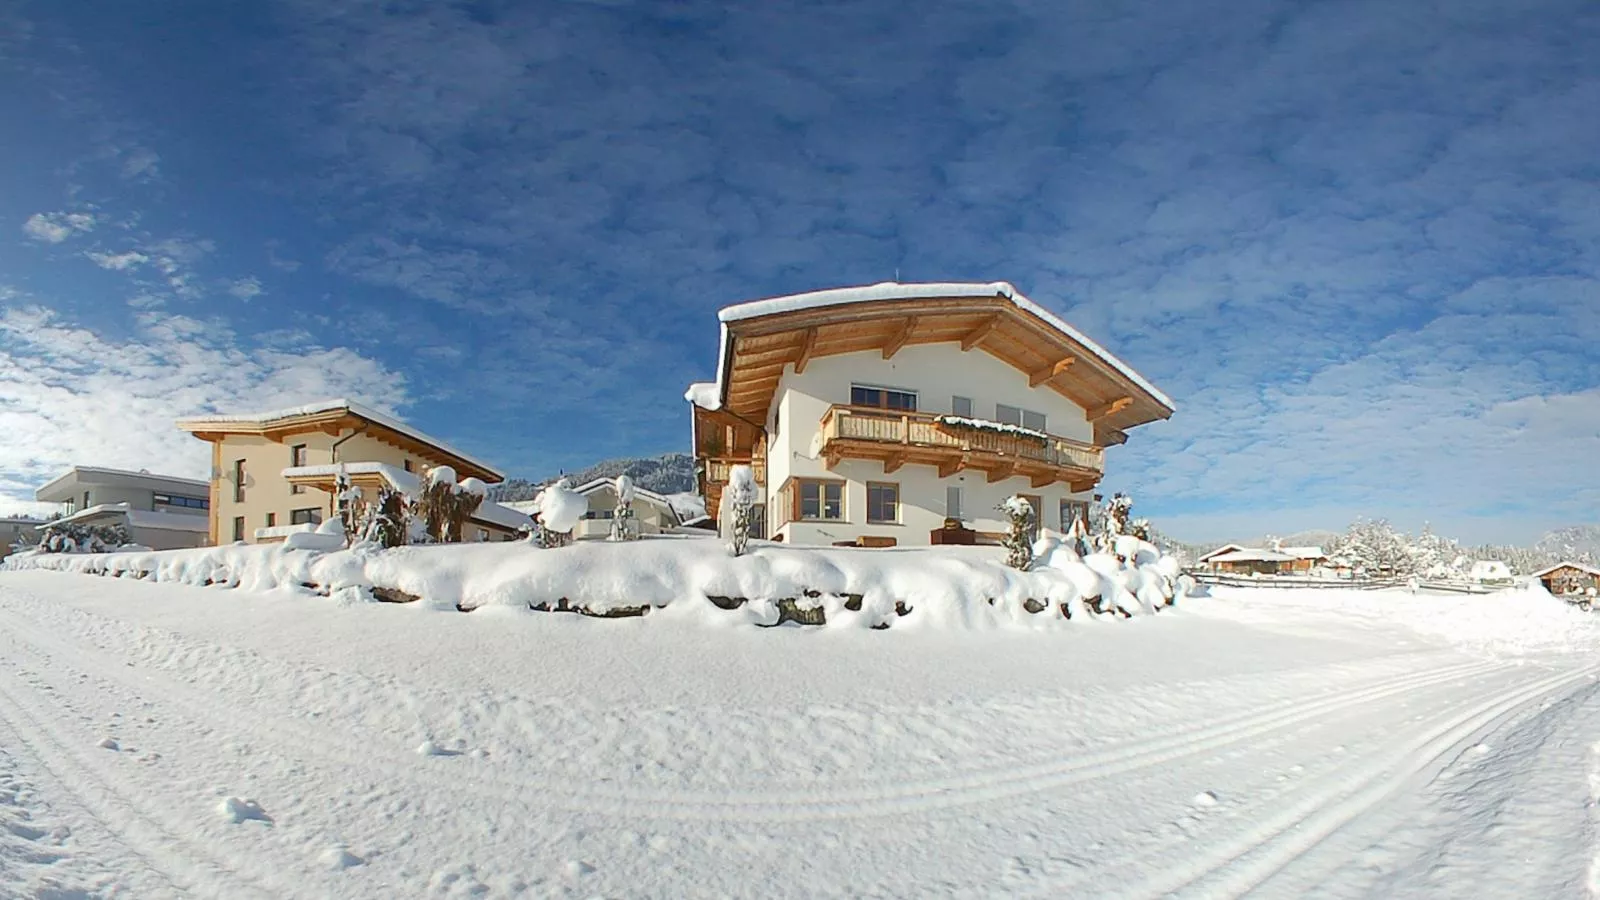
xmin=1111 ymin=662 xmax=1599 ymax=900
xmin=0 ymin=602 xmax=1519 ymax=824
xmin=0 ymin=652 xmax=283 ymax=900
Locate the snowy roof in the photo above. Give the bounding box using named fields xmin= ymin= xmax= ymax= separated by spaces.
xmin=1278 ymin=546 xmax=1326 ymax=560
xmin=281 ymin=463 xmax=531 ymax=531
xmin=39 ymin=502 xmax=209 ymax=533
xmin=1197 ymin=544 xmax=1248 ymax=562
xmin=178 ymin=399 xmax=503 ymax=482
xmin=35 ymin=465 xmax=207 ymax=502
xmin=684 ymin=382 xmax=720 ymax=411
xmin=1530 ymin=561 xmax=1600 ymax=579
xmin=712 ymin=282 xmax=1176 ymax=412
xmin=564 ymin=478 xmax=682 ymax=525
xmin=1207 ymin=549 xmax=1299 ymax=563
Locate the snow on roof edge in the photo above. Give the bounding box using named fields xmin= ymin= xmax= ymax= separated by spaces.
xmin=712 ymin=282 xmax=1175 ymax=413
xmin=1531 ymin=560 xmax=1600 ymax=579
xmin=178 ymin=398 xmax=504 ymax=481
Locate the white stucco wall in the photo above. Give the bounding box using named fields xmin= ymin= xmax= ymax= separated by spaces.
xmin=763 ymin=344 xmax=1097 ymax=545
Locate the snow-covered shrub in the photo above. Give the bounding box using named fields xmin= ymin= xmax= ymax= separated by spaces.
xmin=534 ymin=479 xmax=584 ymax=549
xmin=335 ymin=470 xmax=363 ymax=544
xmin=608 ymin=475 xmax=638 ymax=542
xmin=37 ymin=521 xmax=130 ymax=554
xmin=722 ymin=465 xmax=756 ymax=557
xmin=999 ymin=495 xmax=1036 ymax=571
xmin=415 ymin=466 xmax=486 ymax=543
xmin=361 ymin=485 xmax=409 ymax=549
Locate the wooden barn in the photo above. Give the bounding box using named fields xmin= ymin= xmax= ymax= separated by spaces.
xmin=1531 ymin=562 xmax=1600 ymax=600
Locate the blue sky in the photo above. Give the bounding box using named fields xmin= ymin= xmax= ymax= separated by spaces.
xmin=2 ymin=0 xmax=1596 ymax=545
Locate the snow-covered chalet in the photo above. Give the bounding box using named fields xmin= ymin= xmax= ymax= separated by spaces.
xmin=685 ymin=282 xmax=1175 ymax=546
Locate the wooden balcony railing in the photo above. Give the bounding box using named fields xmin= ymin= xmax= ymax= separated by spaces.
xmin=703 ymin=457 xmax=767 ymax=487
xmin=818 ymin=405 xmax=1104 ymax=477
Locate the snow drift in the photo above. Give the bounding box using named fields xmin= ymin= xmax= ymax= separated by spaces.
xmin=1 ymin=535 xmax=1185 ymax=630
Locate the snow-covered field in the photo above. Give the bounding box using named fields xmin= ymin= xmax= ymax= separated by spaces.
xmin=2 ymin=569 xmax=1599 ymax=898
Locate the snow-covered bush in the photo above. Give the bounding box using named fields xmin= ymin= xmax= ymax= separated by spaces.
xmin=608 ymin=475 xmax=638 ymax=542
xmin=361 ymin=485 xmax=409 ymax=549
xmin=335 ymin=470 xmax=363 ymax=544
xmin=37 ymin=521 xmax=129 ymax=554
xmin=534 ymin=479 xmax=584 ymax=549
xmin=999 ymin=495 xmax=1036 ymax=571
xmin=414 ymin=466 xmax=486 ymax=543
xmin=721 ymin=465 xmax=757 ymax=557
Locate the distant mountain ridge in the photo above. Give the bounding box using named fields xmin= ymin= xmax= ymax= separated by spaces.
xmin=488 ymin=453 xmax=696 ymax=502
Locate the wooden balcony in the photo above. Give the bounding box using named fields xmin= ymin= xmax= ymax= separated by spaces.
xmin=699 ymin=456 xmax=767 ymax=520
xmin=817 ymin=405 xmax=1103 ymax=490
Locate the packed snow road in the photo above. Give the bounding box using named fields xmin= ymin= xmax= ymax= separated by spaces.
xmin=1 ymin=570 xmax=1597 ymax=898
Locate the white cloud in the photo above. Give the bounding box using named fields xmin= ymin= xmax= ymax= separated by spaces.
xmin=227 ymin=277 xmax=264 ymax=300
xmin=86 ymin=250 xmax=149 ymax=271
xmin=0 ymin=288 xmax=410 ymax=511
xmin=22 ymin=211 xmax=96 ymax=243
xmin=120 ymin=147 xmax=160 ymax=180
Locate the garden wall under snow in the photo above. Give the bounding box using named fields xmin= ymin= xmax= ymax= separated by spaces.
xmin=1 ymin=536 xmax=1187 ymax=630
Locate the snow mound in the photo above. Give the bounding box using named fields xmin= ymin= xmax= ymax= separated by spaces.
xmin=321 ymin=846 xmax=365 ymax=870
xmin=534 ymin=480 xmax=586 ymax=534
xmin=2 ymin=535 xmax=1189 ymax=631
xmin=217 ymin=796 xmax=271 ymax=824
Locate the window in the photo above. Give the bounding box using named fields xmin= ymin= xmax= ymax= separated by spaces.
xmin=266 ymin=512 xmax=277 ymax=527
xmin=1019 ymin=495 xmax=1042 ymax=541
xmin=851 ymin=384 xmax=917 ymax=411
xmin=477 ymin=529 xmax=489 ymax=542
xmin=154 ymin=493 xmax=209 ymax=510
xmin=289 ymin=508 xmax=323 ymax=526
xmin=1060 ymin=499 xmax=1090 ymax=534
xmin=83 ymin=490 xmax=91 ymax=509
xmin=233 ymin=459 xmax=246 ymax=503
xmin=951 ymin=395 xmax=973 ymax=418
xmin=946 ymin=486 xmax=963 ymax=521
xmin=232 ymin=516 xmax=245 ymax=542
xmin=403 ymin=459 xmax=414 ymax=472
xmin=290 ymin=445 xmax=308 ymax=493
xmin=997 ymin=404 xmax=1047 ymax=432
xmin=797 ymin=480 xmax=844 ymax=521
xmin=867 ymin=482 xmax=899 ymax=524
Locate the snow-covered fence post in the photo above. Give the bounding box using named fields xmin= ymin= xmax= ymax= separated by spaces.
xmin=1000 ymin=495 xmax=1036 ymax=571
xmin=534 ymin=478 xmax=584 ymax=549
xmin=722 ymin=465 xmax=756 ymax=557
xmin=608 ymin=475 xmax=638 ymax=541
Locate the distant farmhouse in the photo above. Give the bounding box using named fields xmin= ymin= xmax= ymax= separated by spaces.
xmin=1531 ymin=561 xmax=1600 ymax=599
xmin=685 ymin=282 xmax=1173 ymax=546
xmin=1197 ymin=543 xmax=1331 ymax=576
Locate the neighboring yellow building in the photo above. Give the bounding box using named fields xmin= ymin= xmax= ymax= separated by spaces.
xmin=177 ymin=399 xmax=526 ymax=544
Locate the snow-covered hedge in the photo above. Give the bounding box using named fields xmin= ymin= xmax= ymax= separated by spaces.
xmin=1 ymin=535 xmax=1188 ymax=630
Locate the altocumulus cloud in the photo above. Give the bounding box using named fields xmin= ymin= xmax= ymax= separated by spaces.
xmin=0 ymin=291 xmax=409 ymax=515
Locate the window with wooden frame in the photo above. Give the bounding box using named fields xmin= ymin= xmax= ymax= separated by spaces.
xmin=290 ymin=444 xmax=308 ymax=493
xmin=290 ymin=507 xmax=323 ymax=526
xmin=232 ymin=459 xmax=246 ymax=503
xmin=266 ymin=512 xmax=277 ymax=527
xmin=851 ymin=384 xmax=917 ymax=411
xmin=231 ymin=516 xmax=245 ymax=542
xmin=795 ymin=479 xmax=844 ymax=521
xmin=1019 ymin=494 xmax=1042 ymax=540
xmin=866 ymin=482 xmax=899 ymax=524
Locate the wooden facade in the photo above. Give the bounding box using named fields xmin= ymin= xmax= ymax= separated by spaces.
xmin=1533 ymin=563 xmax=1600 ymax=599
